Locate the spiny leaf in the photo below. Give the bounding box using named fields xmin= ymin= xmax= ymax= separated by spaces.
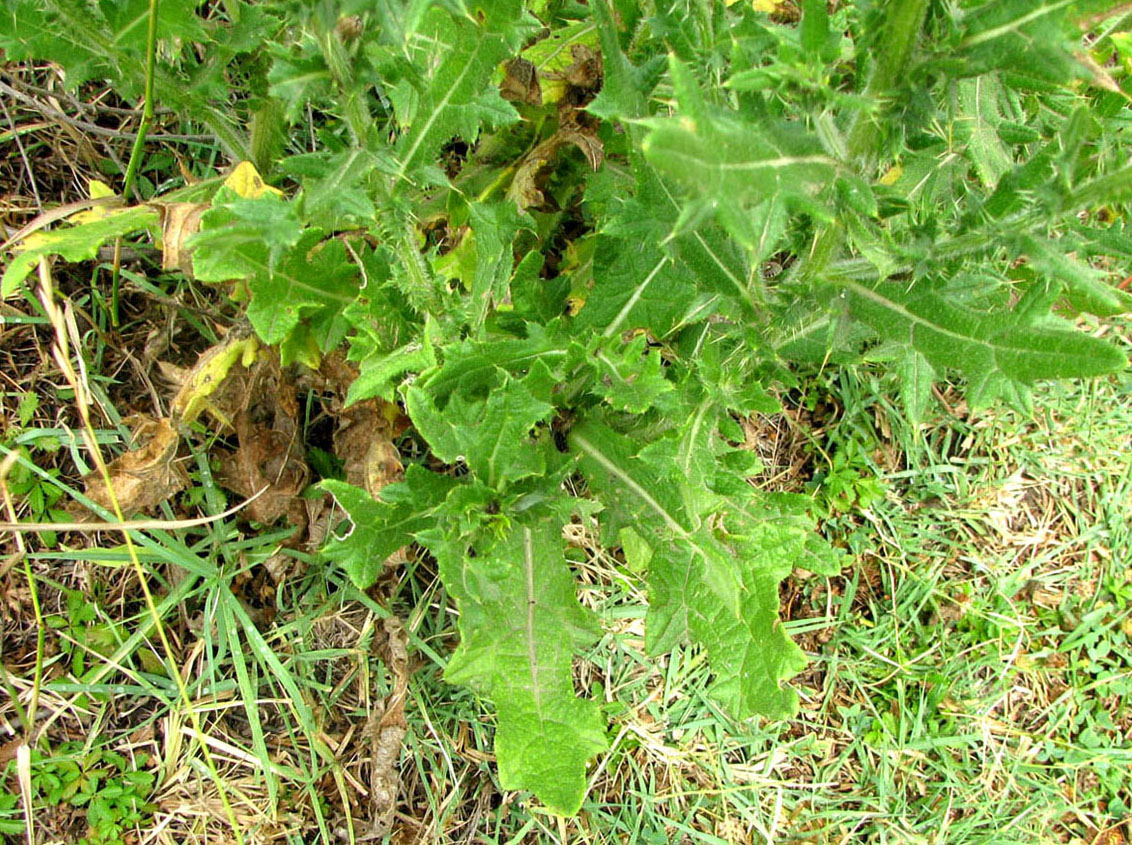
xmin=843 ymin=278 xmax=1127 ymax=408
xmin=583 ymin=334 xmax=675 ymax=414
xmin=406 ymin=365 xmax=555 ymax=489
xmin=949 ymin=0 xmax=1087 ymax=83
xmin=320 ymin=467 xmax=457 ymax=590
xmin=390 ymin=3 xmax=531 ymax=182
xmin=957 ymin=76 xmax=1012 ymax=189
xmin=436 ymin=517 xmax=608 ymax=814
xmin=283 ymin=145 xmax=398 ymax=231
xmin=1020 ymin=235 xmax=1132 ymax=318
xmin=571 ymin=417 xmax=822 ymax=720
xmin=570 ymin=418 xmax=744 ymax=619
xmin=245 ymin=233 xmax=359 ymax=358
xmin=464 ymin=201 xmax=532 ymax=330
xmin=643 ymin=58 xmax=836 ymax=208
xmin=189 ymin=190 xmax=303 ymax=283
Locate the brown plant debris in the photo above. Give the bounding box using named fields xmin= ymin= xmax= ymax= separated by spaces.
xmin=507 ymin=46 xmax=605 ymax=211
xmin=155 ymin=200 xmax=209 ymax=276
xmin=361 ymin=616 xmax=412 ymax=840
xmin=79 ymin=415 xmax=188 ymax=516
xmin=213 ymin=349 xmax=309 ymax=526
xmin=334 ymin=399 xmax=405 ymax=500
xmin=500 ymin=57 xmax=542 ymax=106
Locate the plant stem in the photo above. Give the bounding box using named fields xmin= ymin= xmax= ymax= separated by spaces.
xmin=110 ymin=0 xmax=159 ymax=328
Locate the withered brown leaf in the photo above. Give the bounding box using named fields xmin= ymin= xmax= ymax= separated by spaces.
xmin=155 ymin=201 xmax=209 ymax=277
xmin=213 ymin=351 xmax=309 ymax=526
xmin=81 ymin=416 xmax=188 ymax=515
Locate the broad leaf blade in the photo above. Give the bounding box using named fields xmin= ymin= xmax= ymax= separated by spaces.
xmin=844 ymin=279 xmax=1126 ymax=407
xmin=320 ymin=468 xmax=457 ymax=590
xmin=438 ymin=519 xmax=608 ymax=815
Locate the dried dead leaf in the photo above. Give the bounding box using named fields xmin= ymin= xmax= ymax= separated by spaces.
xmin=560 ymin=44 xmax=603 ymax=90
xmin=81 ymin=416 xmax=187 ymax=515
xmin=500 ymin=57 xmax=543 ymax=106
xmin=508 ymin=123 xmax=604 ymax=210
xmin=334 ymin=400 xmax=405 ymax=499
xmin=156 ymin=201 xmax=209 ymax=276
xmin=213 ymin=351 xmax=309 ymax=525
xmin=361 ymin=616 xmax=411 ymax=840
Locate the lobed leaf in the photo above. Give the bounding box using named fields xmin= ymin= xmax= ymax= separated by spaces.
xmin=438 ymin=519 xmax=608 ymax=815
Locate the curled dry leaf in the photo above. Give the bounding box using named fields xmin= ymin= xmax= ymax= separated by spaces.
xmin=508 ymin=52 xmax=604 ymax=211
xmin=508 ymin=123 xmax=604 ymax=210
xmin=361 ymin=616 xmax=411 ymax=840
xmin=557 ymin=44 xmax=603 ymax=91
xmin=213 ymin=350 xmax=309 ymax=525
xmin=80 ymin=416 xmax=188 ymax=516
xmin=168 ymin=322 xmax=259 ymax=427
xmin=500 ymin=57 xmax=542 ymax=106
xmin=155 ymin=201 xmax=209 ymax=276
xmin=334 ymin=400 xmax=404 ymax=499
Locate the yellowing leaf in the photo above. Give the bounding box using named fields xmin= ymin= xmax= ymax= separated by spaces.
xmin=169 ymin=327 xmax=261 ymax=426
xmin=224 ymin=161 xmax=283 ymax=199
xmin=89 ymin=180 xmax=116 ymax=199
xmin=879 ymin=164 xmax=904 ymax=186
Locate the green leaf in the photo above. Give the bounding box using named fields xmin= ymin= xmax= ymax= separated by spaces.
xmin=584 ymin=334 xmax=675 ymax=414
xmin=2 ymin=205 xmax=159 ymax=297
xmin=320 ymin=467 xmax=457 ymax=590
xmin=643 ymin=58 xmax=836 ymax=208
xmin=391 ymin=4 xmax=531 ymax=182
xmin=571 ymin=417 xmax=819 ymax=719
xmin=585 ymin=0 xmax=652 ymax=121
xmin=0 ymin=1 xmax=116 ymax=90
xmin=464 ymin=201 xmax=532 ymax=330
xmin=570 ymin=418 xmax=744 ymax=619
xmin=957 ymin=77 xmax=1012 ymax=189
xmin=284 ymin=145 xmax=397 ymax=230
xmin=843 ymin=278 xmax=1127 ymax=407
xmin=800 ymin=0 xmax=830 ymax=58
xmin=406 ymin=366 xmax=555 ymax=489
xmin=100 ymin=0 xmax=208 ymax=51
xmin=1021 ymin=236 xmax=1132 ymax=318
xmin=190 ymin=195 xmax=358 ymax=352
xmin=347 ymin=338 xmax=436 ymax=406
xmin=415 ymin=321 xmax=570 ymax=400
xmin=189 ymin=190 xmax=303 ymax=283
xmin=267 ymin=42 xmax=335 ymax=120
xmin=438 ymin=518 xmax=608 ymax=815
xmin=651 ymin=508 xmax=809 ymax=719
xmin=244 ymin=232 xmax=359 ymax=349
xmin=949 ymin=0 xmax=1086 ymax=83
xmin=573 ymin=162 xmax=744 ymax=336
